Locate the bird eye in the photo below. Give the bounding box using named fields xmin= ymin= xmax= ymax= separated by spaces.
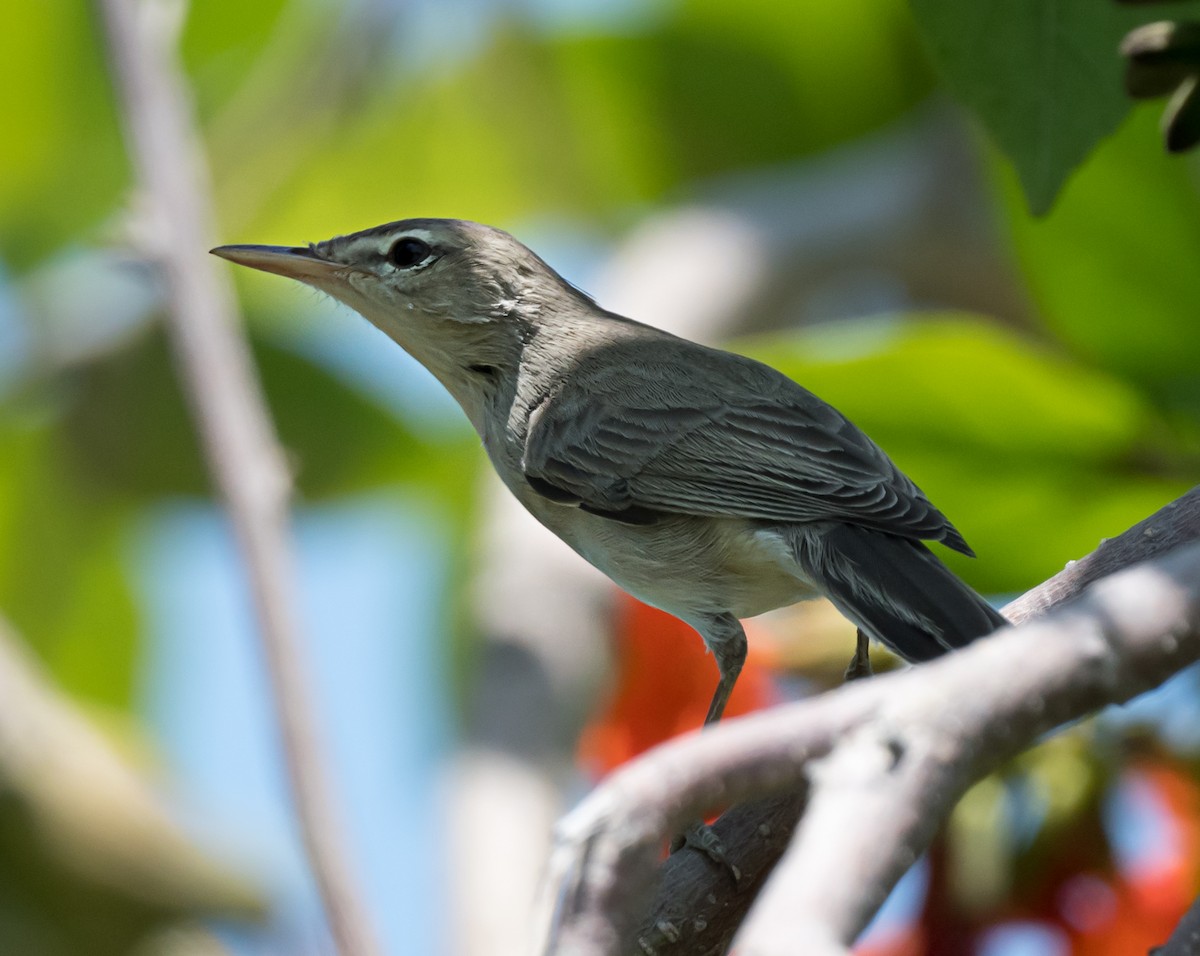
xmin=388 ymin=237 xmax=432 ymax=269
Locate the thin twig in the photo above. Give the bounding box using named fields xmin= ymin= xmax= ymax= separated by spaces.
xmin=95 ymin=2 xmax=379 ymax=953
xmin=1003 ymin=485 xmax=1200 ymax=623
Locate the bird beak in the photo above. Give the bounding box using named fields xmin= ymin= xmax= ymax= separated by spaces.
xmin=210 ymin=244 xmax=347 ymax=283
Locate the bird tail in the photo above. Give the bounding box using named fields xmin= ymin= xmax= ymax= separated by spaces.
xmin=789 ymin=523 xmax=1006 ymax=663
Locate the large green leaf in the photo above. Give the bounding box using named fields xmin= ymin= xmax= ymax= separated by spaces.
xmin=739 ymin=315 xmax=1190 ymax=591
xmin=999 ymin=105 xmax=1200 ymax=410
xmin=743 ymin=315 xmax=1157 ymax=462
xmin=908 ymin=0 xmax=1196 ymax=214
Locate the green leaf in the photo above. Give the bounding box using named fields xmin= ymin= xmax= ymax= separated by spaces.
xmin=0 ymin=416 xmax=138 ymax=707
xmin=908 ymin=0 xmax=1183 ymax=214
xmin=62 ymin=328 xmax=209 ymax=501
xmin=742 ymin=315 xmax=1156 ymax=463
xmin=999 ymin=105 xmax=1200 ymax=408
xmin=180 ymin=0 xmax=292 ymax=114
xmin=61 ymin=324 xmax=465 ymax=501
xmin=0 ymin=1 xmax=126 ymax=268
xmin=0 ymin=0 xmax=302 ymax=270
xmin=738 ymin=314 xmax=1189 ymax=591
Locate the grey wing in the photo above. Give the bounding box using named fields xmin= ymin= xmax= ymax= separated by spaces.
xmin=522 ymin=343 xmax=973 ymax=554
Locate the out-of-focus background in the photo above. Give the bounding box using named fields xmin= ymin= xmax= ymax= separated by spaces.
xmin=4 ymin=1 xmax=1200 ymax=954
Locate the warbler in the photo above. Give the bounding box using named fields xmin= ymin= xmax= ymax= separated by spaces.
xmin=213 ymin=218 xmax=1003 ymax=728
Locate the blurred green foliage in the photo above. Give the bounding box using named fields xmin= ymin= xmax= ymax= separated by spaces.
xmin=2 ymin=0 xmax=1200 ymax=944
xmin=2 ymin=0 xmax=1197 ymax=701
xmin=0 ymin=623 xmax=264 ymax=955
xmin=908 ymin=0 xmax=1177 ymax=214
xmin=0 ymin=1 xmax=127 ymax=267
xmin=1003 ymin=106 xmax=1200 ymax=402
xmin=743 ymin=313 xmax=1192 ymax=590
xmin=205 ymin=0 xmax=934 ymax=241
xmin=0 ymin=0 xmax=951 ymax=711
xmin=0 ymin=414 xmax=139 ymax=706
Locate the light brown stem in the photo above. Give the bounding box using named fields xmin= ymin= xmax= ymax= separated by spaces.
xmin=94 ymin=2 xmax=380 ymax=953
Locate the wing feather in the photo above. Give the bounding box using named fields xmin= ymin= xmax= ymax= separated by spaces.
xmin=521 ymin=338 xmax=972 ymax=553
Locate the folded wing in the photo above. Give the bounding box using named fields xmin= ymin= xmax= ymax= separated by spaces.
xmin=521 ymin=337 xmax=972 ymax=554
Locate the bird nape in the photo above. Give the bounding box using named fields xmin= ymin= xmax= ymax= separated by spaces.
xmin=212 ymin=217 xmax=1005 ymax=733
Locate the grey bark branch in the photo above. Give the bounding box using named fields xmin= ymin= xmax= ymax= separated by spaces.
xmin=541 ymin=487 xmax=1200 ymax=956
xmin=95 ymin=2 xmax=379 ymax=953
xmin=1157 ymin=891 xmax=1200 ymax=956
xmin=1003 ymin=485 xmax=1200 ymax=624
xmin=736 ymin=539 xmax=1200 ymax=956
xmin=627 ymin=485 xmax=1200 ymax=956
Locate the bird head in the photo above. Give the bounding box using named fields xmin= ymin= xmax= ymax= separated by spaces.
xmin=212 ymin=218 xmax=591 ymax=427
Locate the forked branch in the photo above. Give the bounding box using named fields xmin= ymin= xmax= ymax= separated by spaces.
xmin=542 ymin=487 xmax=1200 ymax=956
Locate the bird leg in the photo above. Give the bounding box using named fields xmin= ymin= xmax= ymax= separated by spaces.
xmin=702 ymin=614 xmax=747 ymax=726
xmin=844 ymin=628 xmax=873 ymax=682
xmin=669 ymin=615 xmax=747 ymax=879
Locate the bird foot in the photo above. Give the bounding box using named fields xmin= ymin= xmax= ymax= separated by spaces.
xmin=670 ymin=822 xmax=741 ymax=884
xmin=636 ymin=919 xmax=682 ymax=955
xmin=844 ymin=629 xmax=873 ymax=682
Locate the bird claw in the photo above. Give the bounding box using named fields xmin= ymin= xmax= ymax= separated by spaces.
xmin=636 ymin=919 xmax=682 ymax=954
xmin=671 ymin=821 xmax=741 ymax=884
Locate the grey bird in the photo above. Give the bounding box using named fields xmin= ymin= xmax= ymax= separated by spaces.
xmin=212 ymin=218 xmax=1005 ymax=728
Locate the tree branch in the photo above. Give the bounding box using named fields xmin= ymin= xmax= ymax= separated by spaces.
xmin=1156 ymin=890 xmax=1200 ymax=956
xmin=1003 ymin=485 xmax=1200 ymax=624
xmin=95 ymin=2 xmax=378 ymax=953
xmin=540 ymin=487 xmax=1200 ymax=956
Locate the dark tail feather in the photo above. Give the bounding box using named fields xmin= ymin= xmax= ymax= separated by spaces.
xmin=791 ymin=523 xmax=1006 ymax=663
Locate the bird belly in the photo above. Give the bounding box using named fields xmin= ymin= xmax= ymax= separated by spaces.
xmin=529 ymin=501 xmax=817 ymax=623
